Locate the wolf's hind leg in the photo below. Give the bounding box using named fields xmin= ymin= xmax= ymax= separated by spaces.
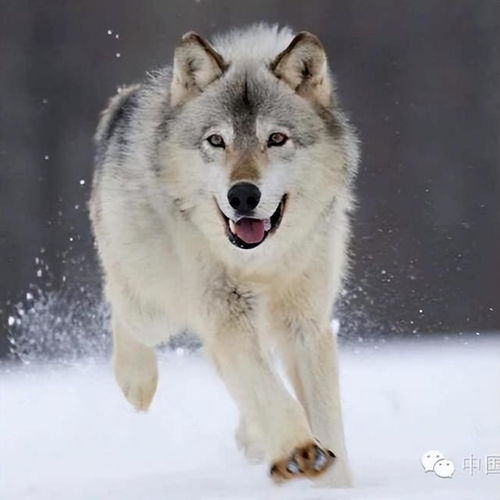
xmin=112 ymin=318 xmax=158 ymax=411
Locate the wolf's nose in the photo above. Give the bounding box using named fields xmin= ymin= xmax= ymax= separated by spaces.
xmin=227 ymin=182 xmax=261 ymax=213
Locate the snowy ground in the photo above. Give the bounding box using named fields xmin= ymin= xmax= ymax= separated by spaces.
xmin=1 ymin=335 xmax=500 ymax=500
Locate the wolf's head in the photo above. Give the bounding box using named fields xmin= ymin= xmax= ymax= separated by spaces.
xmin=158 ymin=25 xmax=358 ymax=264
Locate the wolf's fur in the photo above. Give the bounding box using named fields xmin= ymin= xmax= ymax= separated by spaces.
xmin=89 ymin=24 xmax=359 ymax=486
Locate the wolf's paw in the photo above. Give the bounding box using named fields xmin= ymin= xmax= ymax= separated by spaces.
xmin=312 ymin=458 xmax=352 ymax=488
xmin=114 ymin=356 xmax=158 ymax=412
xmin=235 ymin=418 xmax=266 ymax=463
xmin=269 ymin=441 xmax=335 ymax=483
xmin=120 ymin=372 xmax=157 ymax=411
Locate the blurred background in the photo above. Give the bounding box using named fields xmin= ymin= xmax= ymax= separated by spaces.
xmin=1 ymin=0 xmax=499 ymax=360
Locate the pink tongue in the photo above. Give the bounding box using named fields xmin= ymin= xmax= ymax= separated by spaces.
xmin=234 ymin=218 xmax=265 ymax=244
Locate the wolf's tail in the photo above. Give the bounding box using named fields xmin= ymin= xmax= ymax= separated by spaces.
xmin=94 ymin=84 xmax=140 ymax=146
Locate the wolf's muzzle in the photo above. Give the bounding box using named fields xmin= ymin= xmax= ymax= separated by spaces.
xmin=216 ymin=194 xmax=287 ymax=250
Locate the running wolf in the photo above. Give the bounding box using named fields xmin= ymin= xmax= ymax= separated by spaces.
xmin=89 ymin=24 xmax=359 ymax=486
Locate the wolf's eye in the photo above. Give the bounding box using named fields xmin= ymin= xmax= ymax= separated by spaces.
xmin=267 ymin=132 xmax=288 ymax=147
xmin=207 ymin=134 xmax=225 ymax=148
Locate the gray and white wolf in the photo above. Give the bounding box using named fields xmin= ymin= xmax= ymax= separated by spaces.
xmin=89 ymin=23 xmax=359 ymax=486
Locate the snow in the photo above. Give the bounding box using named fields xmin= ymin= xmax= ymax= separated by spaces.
xmin=1 ymin=336 xmax=500 ymax=499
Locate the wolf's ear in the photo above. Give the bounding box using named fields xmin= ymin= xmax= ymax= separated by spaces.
xmin=270 ymin=32 xmax=331 ymax=107
xmin=170 ymin=32 xmax=227 ymax=107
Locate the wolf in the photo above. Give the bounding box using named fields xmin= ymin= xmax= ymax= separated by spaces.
xmin=89 ymin=24 xmax=359 ymax=486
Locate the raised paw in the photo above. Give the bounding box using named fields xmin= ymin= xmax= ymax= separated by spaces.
xmin=270 ymin=441 xmax=335 ymax=483
xmin=113 ymin=351 xmax=158 ymax=412
xmin=119 ymin=372 xmax=158 ymax=411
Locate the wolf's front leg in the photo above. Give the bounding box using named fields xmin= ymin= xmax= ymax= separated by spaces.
xmin=203 ymin=314 xmax=335 ymax=482
xmin=112 ymin=317 xmax=158 ymax=411
xmin=277 ymin=321 xmax=351 ymax=487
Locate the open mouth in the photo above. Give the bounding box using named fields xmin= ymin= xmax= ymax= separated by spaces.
xmin=218 ymin=195 xmax=287 ymax=250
